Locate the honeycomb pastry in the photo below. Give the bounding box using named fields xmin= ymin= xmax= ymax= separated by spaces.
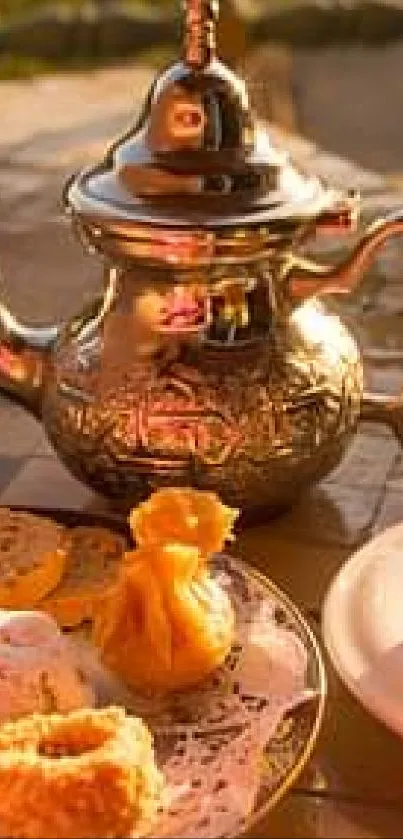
xmin=0 ymin=509 xmax=68 ymax=609
xmin=41 ymin=527 xmax=127 ymax=628
xmin=93 ymin=541 xmax=235 ymax=693
xmin=130 ymin=487 xmax=238 ymax=557
xmin=0 ymin=706 xmax=163 ymax=839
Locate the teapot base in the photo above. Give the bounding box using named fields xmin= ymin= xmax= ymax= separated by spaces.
xmin=44 ymin=425 xmax=356 ymax=522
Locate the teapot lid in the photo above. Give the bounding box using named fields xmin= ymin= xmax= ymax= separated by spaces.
xmin=66 ymin=0 xmax=357 ymax=266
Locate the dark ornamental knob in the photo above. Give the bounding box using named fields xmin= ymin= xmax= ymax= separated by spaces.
xmin=183 ymin=0 xmax=219 ymax=68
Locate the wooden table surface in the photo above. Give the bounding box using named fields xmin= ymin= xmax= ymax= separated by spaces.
xmin=1 ymin=68 xmax=403 ymax=837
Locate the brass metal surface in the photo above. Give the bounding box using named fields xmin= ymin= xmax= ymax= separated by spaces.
xmin=183 ymin=0 xmax=219 ymax=69
xmin=289 ymin=208 xmax=403 ymax=302
xmin=64 ymin=0 xmax=354 ymax=253
xmin=0 ymin=0 xmax=402 ymax=511
xmin=38 ymin=275 xmax=363 ymax=511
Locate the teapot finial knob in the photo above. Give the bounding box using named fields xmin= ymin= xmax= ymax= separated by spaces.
xmin=183 ymin=0 xmax=219 ymax=68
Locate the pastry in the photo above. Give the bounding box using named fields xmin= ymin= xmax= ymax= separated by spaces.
xmin=0 ymin=610 xmax=94 ymax=721
xmin=93 ymin=540 xmax=235 ymax=693
xmin=41 ymin=526 xmax=127 ymax=628
xmin=0 ymin=706 xmax=163 ymax=839
xmin=0 ymin=509 xmax=67 ymax=609
xmin=130 ymin=486 xmax=238 ymax=557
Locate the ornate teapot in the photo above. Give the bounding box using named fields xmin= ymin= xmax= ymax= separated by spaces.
xmin=1 ymin=0 xmax=403 ymax=515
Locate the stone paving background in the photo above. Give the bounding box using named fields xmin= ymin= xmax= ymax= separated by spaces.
xmin=293 ymin=43 xmax=403 ymax=177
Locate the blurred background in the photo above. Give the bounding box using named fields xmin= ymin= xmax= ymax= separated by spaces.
xmin=1 ymin=0 xmax=403 ymax=175
xmin=1 ymin=0 xmax=403 ymax=327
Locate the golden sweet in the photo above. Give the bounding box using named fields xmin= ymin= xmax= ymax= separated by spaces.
xmin=0 ymin=509 xmax=67 ymax=610
xmin=93 ymin=541 xmax=235 ymax=693
xmin=41 ymin=526 xmax=127 ymax=628
xmin=130 ymin=487 xmax=238 ymax=557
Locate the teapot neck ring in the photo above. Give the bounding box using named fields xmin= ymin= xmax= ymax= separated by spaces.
xmin=70 ymin=214 xmax=298 ymax=270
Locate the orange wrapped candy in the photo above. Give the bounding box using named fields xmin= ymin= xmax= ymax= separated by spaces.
xmin=130 ymin=487 xmax=238 ymax=557
xmin=92 ymin=542 xmax=235 ymax=693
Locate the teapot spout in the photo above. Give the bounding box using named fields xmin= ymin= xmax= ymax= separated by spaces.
xmin=0 ymin=300 xmax=59 ymax=417
xmin=288 ymin=209 xmax=403 ymax=303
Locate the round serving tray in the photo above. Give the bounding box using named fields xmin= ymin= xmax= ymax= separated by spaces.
xmin=8 ymin=507 xmax=327 ymax=838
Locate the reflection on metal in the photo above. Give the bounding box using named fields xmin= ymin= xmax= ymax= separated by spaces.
xmin=158 ymin=285 xmax=207 ymax=336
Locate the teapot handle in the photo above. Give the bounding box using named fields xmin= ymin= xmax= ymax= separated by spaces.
xmin=287 ymin=208 xmax=403 ymax=304
xmin=361 ymin=390 xmax=403 ymax=448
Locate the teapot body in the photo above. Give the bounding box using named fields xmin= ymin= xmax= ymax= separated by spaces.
xmin=39 ymin=260 xmax=363 ymax=512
